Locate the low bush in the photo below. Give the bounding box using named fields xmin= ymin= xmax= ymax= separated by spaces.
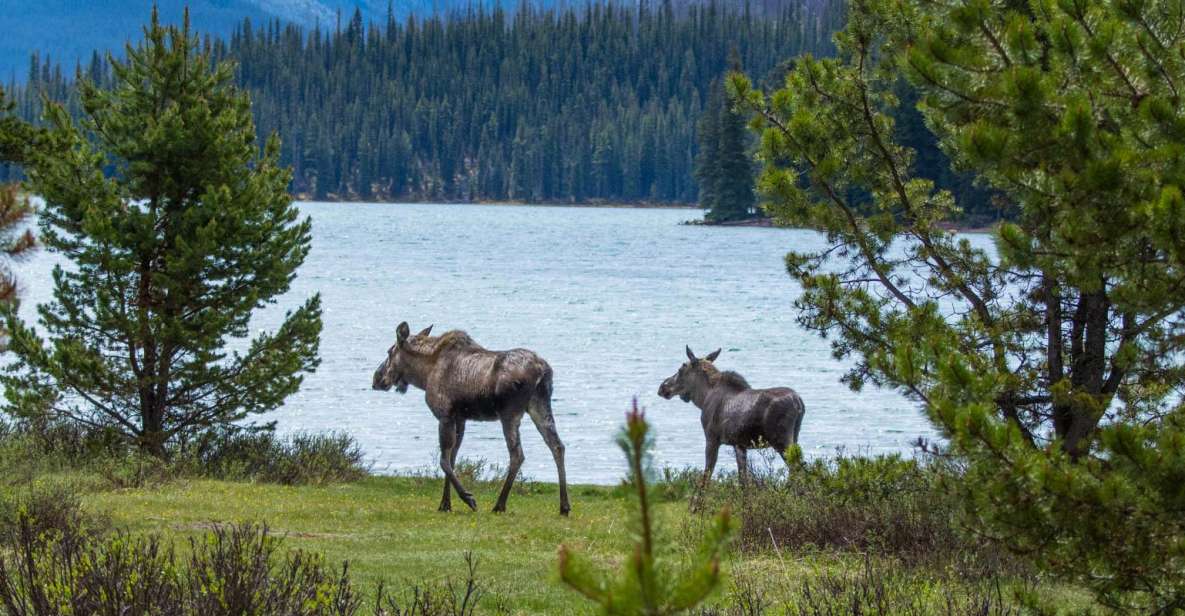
xmin=188 ymin=429 xmax=369 ymax=485
xmin=701 ymin=556 xmax=1023 ymax=616
xmin=0 ymin=515 xmax=502 ymax=616
xmin=0 ymin=420 xmax=369 ymax=488
xmin=0 ymin=483 xmax=109 ymax=548
xmin=700 ymin=453 xmax=1019 ymax=576
xmin=375 ymin=552 xmax=506 ymax=616
xmin=0 ymin=519 xmax=363 ymax=616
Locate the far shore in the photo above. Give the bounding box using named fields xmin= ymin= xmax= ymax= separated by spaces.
xmin=23 ymin=191 xmax=1000 ymax=233
xmin=291 ymin=194 xmax=701 ymax=210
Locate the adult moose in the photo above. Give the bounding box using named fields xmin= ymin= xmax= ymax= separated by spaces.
xmin=372 ymin=322 xmax=570 ymax=515
xmin=658 ymin=347 xmax=805 ymax=485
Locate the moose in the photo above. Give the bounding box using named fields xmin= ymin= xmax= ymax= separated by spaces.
xmin=372 ymin=322 xmax=570 ymax=515
xmin=658 ymin=346 xmax=805 ymax=485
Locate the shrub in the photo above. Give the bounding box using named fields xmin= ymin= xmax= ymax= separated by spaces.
xmin=0 ymin=505 xmax=503 ymax=616
xmin=0 ymin=520 xmax=362 ymax=616
xmin=184 ymin=523 xmax=363 ymax=615
xmin=189 ymin=429 xmax=369 ymax=485
xmin=0 ymin=421 xmax=369 ymax=488
xmin=0 ymin=418 xmax=126 ymax=482
xmin=700 ymin=556 xmax=1023 ymax=616
xmin=374 ymin=552 xmax=505 ymax=616
xmin=0 ymin=483 xmax=109 ymax=548
xmin=704 ymin=453 xmax=1016 ymax=576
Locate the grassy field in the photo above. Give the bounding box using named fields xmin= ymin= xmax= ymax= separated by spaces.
xmin=84 ymin=476 xmax=661 ymax=613
xmin=53 ymin=471 xmax=1087 ymax=615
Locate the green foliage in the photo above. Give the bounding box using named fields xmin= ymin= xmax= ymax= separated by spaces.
xmin=0 ymin=482 xmax=109 ymax=549
xmin=1 ymin=10 xmax=322 ymax=457
xmin=560 ymin=401 xmax=734 ymax=615
xmin=704 ymin=556 xmax=1023 ymax=616
xmin=0 ymin=489 xmax=508 ymax=616
xmin=735 ymin=0 xmax=1185 ymax=607
xmin=5 ymin=3 xmax=846 ymax=204
xmin=0 ymin=520 xmax=364 ymax=616
xmin=695 ymin=77 xmax=758 ymax=222
xmin=705 ymin=453 xmax=1020 ymax=578
xmin=0 ymin=88 xmax=38 ymax=347
xmin=187 ymin=429 xmax=368 ymax=485
xmin=0 ymin=85 xmax=41 ymax=166
xmin=0 ymin=418 xmax=367 ymax=489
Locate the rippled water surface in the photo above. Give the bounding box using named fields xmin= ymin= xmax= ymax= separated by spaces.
xmin=18 ymin=201 xmax=949 ymax=483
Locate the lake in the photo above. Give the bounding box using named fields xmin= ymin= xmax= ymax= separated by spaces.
xmin=16 ymin=201 xmax=945 ymax=484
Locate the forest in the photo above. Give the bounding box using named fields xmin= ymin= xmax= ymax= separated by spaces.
xmin=4 ymin=0 xmax=1002 ymax=220
xmin=6 ymin=2 xmax=839 ymax=205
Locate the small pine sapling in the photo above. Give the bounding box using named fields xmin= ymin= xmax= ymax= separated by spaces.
xmin=558 ymin=399 xmax=734 ymax=615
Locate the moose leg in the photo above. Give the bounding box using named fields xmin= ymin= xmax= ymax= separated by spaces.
xmin=734 ymin=446 xmax=750 ymax=486
xmin=438 ymin=419 xmax=477 ymax=511
xmin=702 ymin=437 xmax=721 ymax=487
xmin=528 ymin=399 xmax=570 ymax=516
xmin=493 ymin=414 xmax=525 ymax=513
xmin=439 ymin=420 xmax=466 ymax=512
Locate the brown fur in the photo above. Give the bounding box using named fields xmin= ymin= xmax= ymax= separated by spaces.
xmin=659 ymin=346 xmax=805 ymax=485
xmin=373 ymin=322 xmax=570 ymax=515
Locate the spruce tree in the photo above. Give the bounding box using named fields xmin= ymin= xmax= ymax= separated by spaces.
xmin=696 ymin=78 xmax=757 ymax=223
xmin=710 ymin=88 xmax=756 ymax=222
xmin=2 ymin=10 xmax=322 ymax=457
xmin=733 ymin=0 xmax=1185 ymax=607
xmin=693 ymin=82 xmax=722 ymax=214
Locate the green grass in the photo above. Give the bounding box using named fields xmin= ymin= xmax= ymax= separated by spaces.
xmin=83 ymin=476 xmax=660 ymax=613
xmin=64 ymin=473 xmax=1092 ymax=615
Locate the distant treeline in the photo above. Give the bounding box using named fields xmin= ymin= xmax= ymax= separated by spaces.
xmin=5 ymin=1 xmax=843 ymax=204
xmin=3 ymin=0 xmax=1001 ymax=222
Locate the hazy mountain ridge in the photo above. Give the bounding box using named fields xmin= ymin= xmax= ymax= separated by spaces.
xmin=2 ymin=0 xmax=450 ymax=80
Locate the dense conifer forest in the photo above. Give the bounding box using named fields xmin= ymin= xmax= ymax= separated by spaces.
xmin=4 ymin=0 xmax=1002 ymax=222
xmin=4 ymin=1 xmax=844 ymax=204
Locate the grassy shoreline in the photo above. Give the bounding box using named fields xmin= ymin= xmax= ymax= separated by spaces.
xmin=0 ymin=427 xmax=1090 ymax=613
xmin=58 ymin=473 xmax=1088 ymax=614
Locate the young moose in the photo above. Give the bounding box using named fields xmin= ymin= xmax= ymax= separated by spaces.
xmin=658 ymin=347 xmax=805 ymax=484
xmin=372 ymin=322 xmax=570 ymax=515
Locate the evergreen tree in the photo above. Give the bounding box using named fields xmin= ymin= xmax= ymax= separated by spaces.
xmin=693 ymin=82 xmax=722 ymax=214
xmin=1 ymin=10 xmax=322 ymax=457
xmin=2 ymin=1 xmax=850 ymax=203
xmin=559 ymin=400 xmax=733 ymax=614
xmin=695 ymin=77 xmax=757 ymax=223
xmin=0 ymin=85 xmax=40 ymax=167
xmin=0 ymin=87 xmax=37 ymax=349
xmin=733 ymin=0 xmax=1185 ymax=607
xmin=708 ymin=84 xmax=756 ymax=222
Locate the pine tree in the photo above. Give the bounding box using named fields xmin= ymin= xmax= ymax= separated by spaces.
xmin=0 ymin=85 xmax=39 ymax=167
xmin=2 ymin=10 xmax=322 ymax=457
xmin=733 ymin=0 xmax=1185 ymax=607
xmin=709 ymin=87 xmax=756 ymax=222
xmin=693 ymin=82 xmax=722 ymax=214
xmin=559 ymin=400 xmax=733 ymax=615
xmin=0 ymin=87 xmax=37 ymax=351
xmin=696 ymin=77 xmax=757 ymax=223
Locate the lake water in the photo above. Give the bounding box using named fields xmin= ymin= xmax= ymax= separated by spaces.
xmin=16 ymin=201 xmax=946 ymax=484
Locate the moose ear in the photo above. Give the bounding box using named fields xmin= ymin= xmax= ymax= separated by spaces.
xmin=396 ymin=322 xmax=411 ymax=344
xmin=705 ymin=348 xmax=721 ymax=362
xmin=686 ymin=346 xmax=697 ymax=362
xmin=417 ymin=325 xmax=434 ymax=337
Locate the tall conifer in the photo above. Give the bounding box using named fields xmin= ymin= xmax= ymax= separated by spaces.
xmin=2 ymin=10 xmax=322 ymax=456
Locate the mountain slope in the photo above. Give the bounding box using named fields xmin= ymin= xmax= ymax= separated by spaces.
xmin=1 ymin=1 xmax=389 ymax=81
